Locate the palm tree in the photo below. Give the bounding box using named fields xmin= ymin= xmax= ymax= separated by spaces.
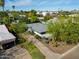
xmin=0 ymin=0 xmax=5 ymax=11
xmin=2 ymin=0 xmax=5 ymax=11
xmin=12 ymin=5 xmax=15 ymax=11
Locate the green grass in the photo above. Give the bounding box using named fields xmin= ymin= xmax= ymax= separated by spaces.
xmin=16 ymin=38 xmax=26 ymax=44
xmin=21 ymin=41 xmax=45 ymax=59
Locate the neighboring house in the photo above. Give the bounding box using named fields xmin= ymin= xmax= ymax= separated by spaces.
xmin=37 ymin=17 xmax=44 ymax=20
xmin=47 ymin=17 xmax=59 ymax=23
xmin=42 ymin=11 xmax=48 ymax=16
xmin=37 ymin=11 xmax=58 ymax=17
xmin=69 ymin=14 xmax=79 ymax=17
xmin=8 ymin=13 xmax=13 ymax=18
xmin=37 ymin=11 xmax=48 ymax=16
xmin=0 ymin=25 xmax=16 ymax=49
xmin=37 ymin=17 xmax=45 ymax=23
xmin=37 ymin=11 xmax=42 ymax=16
xmin=8 ymin=13 xmax=23 ymax=24
xmin=19 ymin=15 xmax=26 ymax=17
xmin=8 ymin=13 xmax=16 ymax=23
xmin=27 ymin=23 xmax=52 ymax=39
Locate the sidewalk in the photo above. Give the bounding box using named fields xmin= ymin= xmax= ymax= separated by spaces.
xmin=23 ymin=34 xmax=60 ymax=59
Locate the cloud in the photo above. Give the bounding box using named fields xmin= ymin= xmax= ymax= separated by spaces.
xmin=5 ymin=0 xmax=73 ymax=7
xmin=5 ymin=0 xmax=78 ymax=11
xmin=14 ymin=0 xmax=32 ymax=6
xmin=52 ymin=0 xmax=72 ymax=5
xmin=39 ymin=1 xmax=48 ymax=6
xmin=34 ymin=0 xmax=73 ymax=7
xmin=6 ymin=0 xmax=32 ymax=7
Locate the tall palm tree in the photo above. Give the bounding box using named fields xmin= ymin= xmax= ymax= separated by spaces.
xmin=0 ymin=0 xmax=5 ymax=11
xmin=12 ymin=5 xmax=15 ymax=11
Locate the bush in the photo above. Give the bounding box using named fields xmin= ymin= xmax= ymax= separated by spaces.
xmin=16 ymin=38 xmax=26 ymax=44
xmin=47 ymin=18 xmax=79 ymax=44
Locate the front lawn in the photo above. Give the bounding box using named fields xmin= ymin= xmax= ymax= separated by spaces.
xmin=21 ymin=41 xmax=45 ymax=59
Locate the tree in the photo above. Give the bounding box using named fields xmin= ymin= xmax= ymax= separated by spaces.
xmin=47 ymin=18 xmax=79 ymax=44
xmin=12 ymin=5 xmax=15 ymax=11
xmin=28 ymin=10 xmax=37 ymax=17
xmin=30 ymin=15 xmax=37 ymax=23
xmin=27 ymin=10 xmax=38 ymax=23
xmin=0 ymin=11 xmax=8 ymax=17
xmin=0 ymin=0 xmax=5 ymax=11
xmin=9 ymin=21 xmax=26 ymax=34
xmin=47 ymin=22 xmax=61 ymax=41
xmin=44 ymin=13 xmax=52 ymax=21
xmin=8 ymin=21 xmax=26 ymax=40
xmin=30 ymin=10 xmax=37 ymax=16
xmin=16 ymin=22 xmax=26 ymax=34
xmin=2 ymin=16 xmax=10 ymax=25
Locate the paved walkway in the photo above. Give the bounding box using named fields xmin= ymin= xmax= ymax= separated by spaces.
xmin=15 ymin=47 xmax=32 ymax=59
xmin=0 ymin=46 xmax=32 ymax=59
xmin=23 ymin=34 xmax=60 ymax=59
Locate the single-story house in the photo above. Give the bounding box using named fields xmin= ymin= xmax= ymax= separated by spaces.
xmin=27 ymin=23 xmax=52 ymax=39
xmin=19 ymin=15 xmax=26 ymax=17
xmin=47 ymin=17 xmax=59 ymax=23
xmin=37 ymin=11 xmax=48 ymax=16
xmin=69 ymin=14 xmax=79 ymax=17
xmin=37 ymin=17 xmax=44 ymax=20
xmin=0 ymin=25 xmax=16 ymax=49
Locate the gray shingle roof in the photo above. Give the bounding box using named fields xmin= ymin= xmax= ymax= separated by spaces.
xmin=0 ymin=25 xmax=9 ymax=33
xmin=0 ymin=32 xmax=16 ymax=44
xmin=0 ymin=25 xmax=16 ymax=44
xmin=27 ymin=23 xmax=46 ymax=33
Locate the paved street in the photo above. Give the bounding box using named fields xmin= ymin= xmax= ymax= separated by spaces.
xmin=23 ymin=34 xmax=60 ymax=59
xmin=60 ymin=44 xmax=79 ymax=59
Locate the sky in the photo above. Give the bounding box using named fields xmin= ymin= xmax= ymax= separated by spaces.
xmin=4 ymin=0 xmax=79 ymax=11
